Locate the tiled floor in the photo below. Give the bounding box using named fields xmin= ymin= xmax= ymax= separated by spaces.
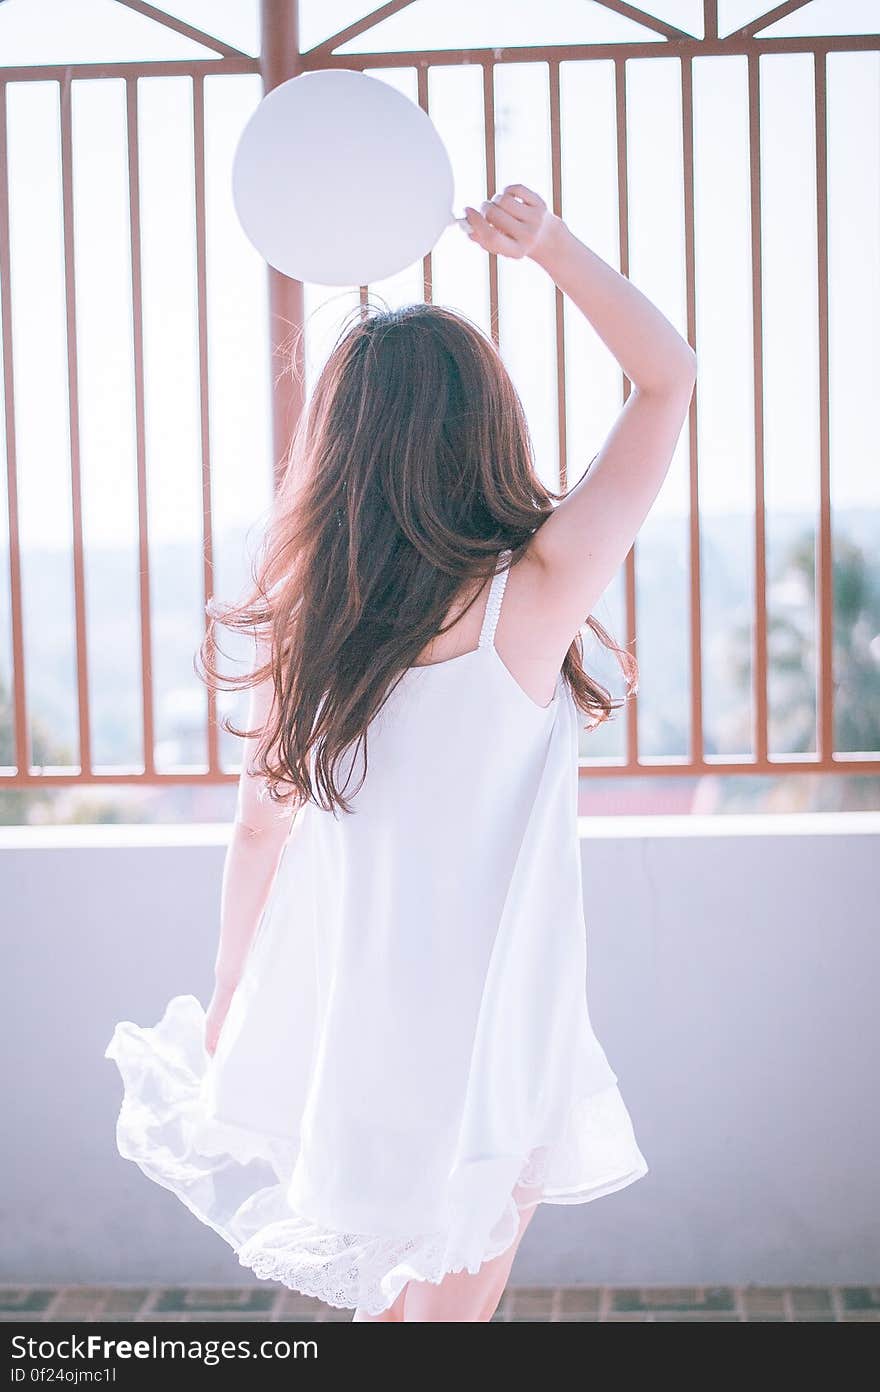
xmin=0 ymin=1286 xmax=876 ymax=1322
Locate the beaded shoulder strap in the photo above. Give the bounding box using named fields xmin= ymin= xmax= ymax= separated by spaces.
xmin=478 ymin=550 xmax=512 ymax=650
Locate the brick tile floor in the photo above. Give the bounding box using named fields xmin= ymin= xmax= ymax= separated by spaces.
xmin=0 ymin=1286 xmax=875 ymax=1322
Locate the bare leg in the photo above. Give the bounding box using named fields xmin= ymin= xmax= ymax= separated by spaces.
xmin=403 ymin=1190 xmax=540 ymax=1324
xmin=352 ymin=1284 xmax=407 ymax=1322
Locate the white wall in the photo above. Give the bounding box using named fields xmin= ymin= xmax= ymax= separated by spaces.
xmin=2 ymin=814 xmax=878 ymax=1287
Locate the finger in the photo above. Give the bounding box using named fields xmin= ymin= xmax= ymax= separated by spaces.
xmin=464 ymin=207 xmax=520 ymax=256
xmin=503 ymin=184 xmax=544 ymax=208
xmin=468 ymin=218 xmax=519 ymax=256
xmin=481 ymin=199 xmax=523 ymax=240
xmin=490 ymin=191 xmax=532 ymax=222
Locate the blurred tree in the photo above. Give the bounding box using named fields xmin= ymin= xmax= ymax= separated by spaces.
xmin=0 ymin=671 xmax=69 ymax=824
xmin=833 ymin=536 xmax=880 ymax=755
xmin=727 ymin=530 xmax=880 ymax=810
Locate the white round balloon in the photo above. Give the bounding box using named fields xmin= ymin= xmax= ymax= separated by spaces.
xmin=232 ymin=69 xmax=455 ymax=287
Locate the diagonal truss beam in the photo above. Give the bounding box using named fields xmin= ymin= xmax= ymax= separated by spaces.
xmin=589 ymin=0 xmax=694 ymax=41
xmin=725 ymin=0 xmax=813 ymax=41
xmin=113 ymin=0 xmax=251 ymax=59
xmin=307 ymin=0 xmax=696 ymax=59
xmin=305 ymin=0 xmax=419 ymax=57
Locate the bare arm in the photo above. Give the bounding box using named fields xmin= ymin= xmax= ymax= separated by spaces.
xmin=205 ymin=642 xmax=296 ymax=1053
xmin=464 ymin=187 xmax=696 ymax=680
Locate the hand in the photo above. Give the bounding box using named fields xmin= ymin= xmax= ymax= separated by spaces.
xmin=204 ymin=976 xmax=237 ymax=1057
xmin=462 ymin=185 xmax=557 ymax=261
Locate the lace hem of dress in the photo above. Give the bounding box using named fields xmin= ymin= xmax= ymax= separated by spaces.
xmin=105 ymin=994 xmax=648 ymax=1316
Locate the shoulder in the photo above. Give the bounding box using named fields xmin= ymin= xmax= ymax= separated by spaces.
xmin=494 ymin=548 xmax=575 ymax=708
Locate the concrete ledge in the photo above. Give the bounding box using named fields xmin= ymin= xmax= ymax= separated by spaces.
xmin=579 ymin=811 xmax=880 ymax=837
xmin=2 ymin=814 xmax=878 ymax=1287
xmin=1 ymin=809 xmax=877 ymax=850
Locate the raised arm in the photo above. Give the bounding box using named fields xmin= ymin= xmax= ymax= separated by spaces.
xmin=204 ymin=641 xmax=296 ymax=1054
xmin=464 ymin=186 xmax=696 ymax=671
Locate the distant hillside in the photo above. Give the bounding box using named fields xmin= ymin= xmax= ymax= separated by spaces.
xmin=0 ymin=508 xmax=877 ymax=774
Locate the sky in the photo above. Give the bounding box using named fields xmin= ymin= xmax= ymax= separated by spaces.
xmin=0 ymin=0 xmax=878 ymax=560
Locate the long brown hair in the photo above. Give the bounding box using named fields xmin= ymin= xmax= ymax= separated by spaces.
xmin=199 ymin=302 xmax=636 ymax=815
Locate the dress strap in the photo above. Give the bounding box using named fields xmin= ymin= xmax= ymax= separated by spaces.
xmin=478 ymin=550 xmax=512 ymax=650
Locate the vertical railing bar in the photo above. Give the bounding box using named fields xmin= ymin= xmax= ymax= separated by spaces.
xmin=615 ymin=55 xmax=639 ymax=768
xmin=261 ymin=0 xmax=305 ymax=494
xmin=417 ymin=64 xmax=433 ymax=304
xmin=704 ymin=1 xmax=718 ymax=40
xmin=814 ymin=49 xmax=834 ymax=763
xmin=192 ymin=74 xmax=219 ymax=774
xmin=548 ymin=59 xmax=568 ymax=494
xmin=359 ymin=284 xmax=369 ymax=318
xmin=0 ymin=81 xmax=29 ymax=775
xmin=60 ymin=76 xmax=92 ymax=777
xmin=680 ymin=55 xmax=703 ymax=764
xmin=748 ymin=53 xmax=769 ymax=765
xmin=482 ymin=62 xmax=499 ymax=345
xmin=125 ymin=76 xmax=156 ymax=776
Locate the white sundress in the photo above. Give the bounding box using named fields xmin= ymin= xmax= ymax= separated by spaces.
xmin=106 ymin=550 xmax=648 ymax=1315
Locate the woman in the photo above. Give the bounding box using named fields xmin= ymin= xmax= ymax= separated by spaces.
xmin=106 ymin=184 xmax=696 ymax=1322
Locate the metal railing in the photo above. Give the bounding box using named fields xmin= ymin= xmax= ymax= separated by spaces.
xmin=1 ymin=0 xmax=878 ymax=789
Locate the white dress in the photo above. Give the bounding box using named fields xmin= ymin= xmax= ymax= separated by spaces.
xmin=106 ymin=551 xmax=648 ymax=1315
